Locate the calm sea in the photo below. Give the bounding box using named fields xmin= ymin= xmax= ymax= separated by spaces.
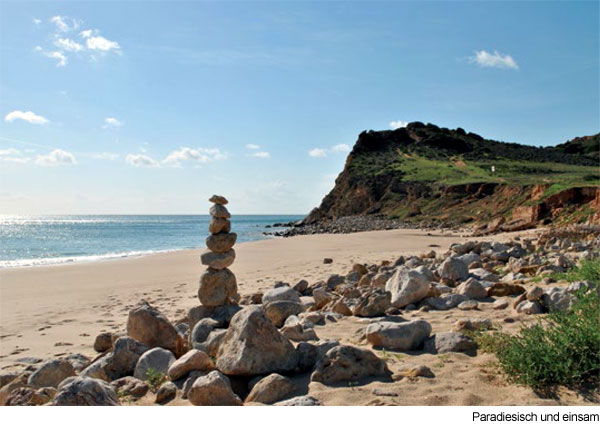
xmin=0 ymin=215 xmax=302 ymax=268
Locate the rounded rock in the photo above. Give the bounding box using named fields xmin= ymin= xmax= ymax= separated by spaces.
xmin=198 ymin=268 xmax=238 ymax=306
xmin=209 ymin=195 xmax=228 ymax=205
xmin=209 ymin=217 xmax=231 ymax=234
xmin=206 ymin=233 xmax=237 ymax=253
xmin=200 ymin=249 xmax=236 ymax=270
xmin=209 ymin=204 xmax=231 ymax=219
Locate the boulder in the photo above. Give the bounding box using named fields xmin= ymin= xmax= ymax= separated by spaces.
xmin=311 ymin=345 xmax=389 ymax=385
xmin=516 ymin=300 xmax=544 ymax=315
xmin=209 ymin=204 xmax=231 ymax=218
xmin=195 ymin=329 xmax=227 ymax=357
xmin=216 ymin=306 xmax=297 ymax=376
xmin=439 ymin=257 xmax=469 ymax=282
xmin=312 ymin=288 xmax=334 ymax=309
xmin=293 ymin=280 xmax=309 ymax=295
xmin=126 ymin=300 xmax=182 ymax=356
xmin=28 ymin=359 xmax=75 ymax=388
xmin=543 ymin=287 xmax=575 ymax=312
xmin=296 ymin=340 xmax=340 ymax=372
xmin=274 ymin=395 xmax=322 ymax=406
xmin=457 ymin=300 xmax=479 ymax=310
xmin=385 ymin=266 xmax=433 ymax=308
xmin=487 ymin=283 xmax=526 ymax=297
xmin=188 ymin=370 xmax=242 ymax=406
xmin=262 ymin=286 xmax=301 ymax=305
xmin=190 ymin=318 xmax=219 ymax=348
xmin=206 ymin=232 xmax=237 ymax=253
xmin=101 ymin=336 xmax=150 ymax=381
xmin=93 ymin=332 xmax=113 ymax=353
xmin=456 ymin=278 xmax=487 ymax=299
xmin=53 ymin=377 xmax=119 ymax=406
xmin=198 ymin=268 xmax=238 ymax=307
xmin=155 ymin=381 xmax=177 ymax=404
xmin=200 ymin=249 xmax=236 ymax=270
xmin=264 ymin=300 xmax=304 ymax=327
xmin=423 ymin=293 xmax=468 ymax=310
xmin=280 ymin=316 xmax=319 ymax=342
xmin=365 ymin=319 xmax=432 ymax=351
xmin=133 ymin=347 xmax=176 ymax=381
xmin=110 ymin=376 xmax=149 ymax=398
xmin=424 ymin=332 xmax=477 ymax=355
xmin=168 ymin=350 xmax=214 ymax=381
xmin=352 ymin=290 xmax=391 ymax=317
xmin=245 ymin=373 xmax=296 ymax=404
xmin=209 ymin=217 xmax=230 ymax=234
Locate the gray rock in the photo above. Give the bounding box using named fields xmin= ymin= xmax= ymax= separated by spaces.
xmin=216 ymin=306 xmax=297 ymax=376
xmin=209 ymin=204 xmax=231 ymax=218
xmin=423 ymin=293 xmax=468 ymax=310
xmin=280 ymin=316 xmax=319 ymax=342
xmin=457 ymin=300 xmax=479 ymax=310
xmin=111 ymin=376 xmax=149 ymax=398
xmin=155 ymin=381 xmax=177 ymax=404
xmin=516 ymin=300 xmax=544 ymax=315
xmin=296 ymin=340 xmax=340 ymax=372
xmin=198 ymin=268 xmax=238 ymax=307
xmin=365 ymin=319 xmax=431 ymax=351
xmin=543 ymin=287 xmax=576 ymax=312
xmin=264 ymin=300 xmax=305 ymax=327
xmin=439 ymin=257 xmax=469 ymax=282
xmin=245 ymin=373 xmax=296 ymax=404
xmin=424 ymin=332 xmax=477 ymax=355
xmin=53 ymin=377 xmax=119 ymax=406
xmin=209 ymin=217 xmax=230 ymax=234
xmin=262 ymin=286 xmax=301 ymax=305
xmin=28 ymin=358 xmax=75 ymax=388
xmin=188 ymin=370 xmax=241 ymax=406
xmin=385 ymin=266 xmax=433 ymax=308
xmin=352 ymin=290 xmax=391 ymax=317
xmin=457 ymin=252 xmax=481 ymax=267
xmin=190 ymin=318 xmax=219 ymax=348
xmin=274 ymin=395 xmax=322 ymax=406
xmin=200 ymin=249 xmax=236 ymax=270
xmin=168 ymin=350 xmax=214 ymax=381
xmin=206 ymin=232 xmax=237 ymax=253
xmin=133 ymin=348 xmax=176 ymax=381
xmin=456 ymin=278 xmax=487 ymax=299
xmin=126 ymin=300 xmax=182 ymax=356
xmin=100 ymin=336 xmax=150 ymax=381
xmin=311 ymin=345 xmax=389 ymax=385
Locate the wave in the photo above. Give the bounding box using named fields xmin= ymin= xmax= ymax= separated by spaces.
xmin=0 ymin=248 xmax=190 ymax=269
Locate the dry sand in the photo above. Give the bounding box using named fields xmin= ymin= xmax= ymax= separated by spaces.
xmin=0 ymin=228 xmax=595 ymax=405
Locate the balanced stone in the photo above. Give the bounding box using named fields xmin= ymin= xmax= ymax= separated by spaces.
xmin=210 ymin=204 xmax=231 ymax=219
xmin=198 ymin=268 xmax=237 ymax=306
xmin=201 ymin=249 xmax=235 ymax=270
xmin=209 ymin=195 xmax=228 ymax=205
xmin=209 ymin=217 xmax=231 ymax=234
xmin=206 ymin=233 xmax=237 ymax=253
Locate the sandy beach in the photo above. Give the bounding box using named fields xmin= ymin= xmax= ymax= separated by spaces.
xmin=4 ymin=227 xmax=594 ymax=406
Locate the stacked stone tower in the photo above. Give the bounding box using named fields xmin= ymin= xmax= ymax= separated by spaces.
xmin=198 ymin=195 xmax=238 ymax=306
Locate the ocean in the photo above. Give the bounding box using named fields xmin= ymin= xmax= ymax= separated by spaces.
xmin=0 ymin=214 xmax=302 ymax=268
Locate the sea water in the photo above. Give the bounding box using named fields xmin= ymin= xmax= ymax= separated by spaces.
xmin=0 ymin=214 xmax=301 ymax=268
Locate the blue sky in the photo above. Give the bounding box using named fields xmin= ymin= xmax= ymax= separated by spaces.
xmin=1 ymin=1 xmax=598 ymax=214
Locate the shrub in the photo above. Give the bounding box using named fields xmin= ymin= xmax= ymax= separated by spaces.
xmin=145 ymin=368 xmax=166 ymax=393
xmin=473 ymin=260 xmax=600 ymax=388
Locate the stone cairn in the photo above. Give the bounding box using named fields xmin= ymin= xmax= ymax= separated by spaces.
xmin=198 ymin=195 xmax=238 ymax=306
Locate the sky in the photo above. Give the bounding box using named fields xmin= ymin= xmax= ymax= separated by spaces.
xmin=0 ymin=1 xmax=598 ymax=215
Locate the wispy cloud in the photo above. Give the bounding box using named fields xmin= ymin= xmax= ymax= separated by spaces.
xmin=162 ymin=147 xmax=227 ymax=167
xmin=4 ymin=110 xmax=49 ymax=124
xmin=83 ymin=32 xmax=121 ymax=53
xmin=309 ymin=143 xmax=351 ymax=158
xmin=308 ymin=148 xmax=328 ymax=158
xmin=89 ymin=152 xmax=120 ymax=160
xmin=54 ymin=38 xmax=83 ymax=52
xmin=250 ymin=151 xmax=271 ymax=159
xmin=390 ymin=120 xmax=408 ymax=130
xmin=50 ymin=16 xmax=81 ymax=33
xmin=103 ymin=117 xmax=123 ymax=129
xmin=40 ymin=49 xmax=67 ymax=67
xmin=35 ymin=149 xmax=77 ymax=166
xmin=33 ymin=18 xmax=41 ymax=25
xmin=125 ymin=153 xmax=160 ymax=168
xmin=246 ymin=143 xmax=260 ymax=150
xmin=469 ymin=50 xmax=518 ymax=70
xmin=0 ymin=148 xmax=31 ymax=164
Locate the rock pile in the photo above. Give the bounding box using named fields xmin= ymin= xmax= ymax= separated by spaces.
xmin=198 ymin=195 xmax=239 ymax=306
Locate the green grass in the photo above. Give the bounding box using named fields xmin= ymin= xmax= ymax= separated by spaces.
xmin=472 ymin=259 xmax=600 ymax=388
xmin=145 ymin=368 xmax=167 ymax=393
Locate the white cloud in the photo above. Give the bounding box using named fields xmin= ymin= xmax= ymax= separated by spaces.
xmin=308 ymin=148 xmax=327 ymax=158
xmin=162 ymin=147 xmax=227 ymax=166
xmin=126 ymin=153 xmax=160 ymax=167
xmin=86 ymin=35 xmax=120 ymax=52
xmin=251 ymin=151 xmax=271 ymax=159
xmin=4 ymin=110 xmax=49 ymax=124
xmin=390 ymin=120 xmax=408 ymax=130
xmin=44 ymin=50 xmax=67 ymax=67
xmin=54 ymin=38 xmax=83 ymax=52
xmin=89 ymin=152 xmax=119 ymax=160
xmin=79 ymin=29 xmax=94 ymax=38
xmin=103 ymin=117 xmax=123 ymax=129
xmin=33 ymin=18 xmax=41 ymax=25
xmin=50 ymin=16 xmax=80 ymax=32
xmin=0 ymin=148 xmax=21 ymax=156
xmin=469 ymin=50 xmax=518 ymax=70
xmin=35 ymin=149 xmax=77 ymax=166
xmin=246 ymin=143 xmax=260 ymax=150
xmin=331 ymin=143 xmax=350 ymax=152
